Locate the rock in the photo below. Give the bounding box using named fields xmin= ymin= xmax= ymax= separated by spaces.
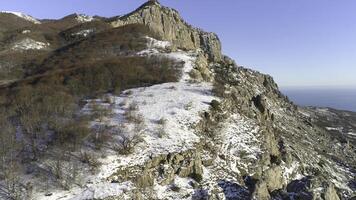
xmin=264 ymin=166 xmax=284 ymax=192
xmin=135 ymin=169 xmax=154 ymax=187
xmin=110 ymin=1 xmax=222 ymax=62
xmin=252 ymin=181 xmax=271 ymax=200
xmin=324 ymin=183 xmax=340 ymax=200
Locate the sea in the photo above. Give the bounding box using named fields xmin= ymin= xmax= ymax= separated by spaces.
xmin=281 ymin=87 xmax=356 ymax=112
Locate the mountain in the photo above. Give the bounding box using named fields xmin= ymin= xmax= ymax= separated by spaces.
xmin=0 ymin=1 xmax=354 ymax=200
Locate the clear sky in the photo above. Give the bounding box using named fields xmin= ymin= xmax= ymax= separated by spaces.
xmin=1 ymin=0 xmax=356 ymax=88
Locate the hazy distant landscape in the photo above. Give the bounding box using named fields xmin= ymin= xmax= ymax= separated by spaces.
xmin=282 ymin=87 xmax=356 ymax=111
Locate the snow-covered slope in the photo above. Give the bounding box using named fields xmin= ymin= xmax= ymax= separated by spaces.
xmin=0 ymin=11 xmax=41 ymax=24
xmin=11 ymin=38 xmax=50 ymax=50
xmin=33 ymin=40 xmax=220 ymax=199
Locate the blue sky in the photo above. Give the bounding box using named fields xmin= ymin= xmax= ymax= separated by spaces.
xmin=1 ymin=0 xmax=356 ymax=88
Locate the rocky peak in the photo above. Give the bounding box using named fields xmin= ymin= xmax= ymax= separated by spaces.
xmin=110 ymin=0 xmax=222 ymax=62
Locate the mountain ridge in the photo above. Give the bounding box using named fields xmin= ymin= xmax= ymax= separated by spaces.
xmin=0 ymin=1 xmax=354 ymax=200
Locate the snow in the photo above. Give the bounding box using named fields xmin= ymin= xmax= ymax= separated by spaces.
xmin=33 ymin=49 xmax=218 ymax=199
xmin=298 ymin=110 xmax=311 ymax=117
xmin=35 ymin=182 xmax=133 ymax=200
xmin=137 ymin=37 xmax=171 ymax=55
xmin=70 ymin=182 xmax=132 ymax=200
xmin=12 ymin=38 xmax=50 ymax=50
xmin=166 ymin=52 xmax=196 ymax=82
xmin=347 ymin=132 xmax=356 ymax=136
xmin=1 ymin=11 xmax=41 ymax=24
xmin=22 ymin=29 xmax=31 ymax=34
xmin=97 ymin=81 xmax=216 ymax=178
xmin=145 ymin=36 xmax=171 ymax=49
xmin=282 ymin=161 xmax=300 ymax=183
xmin=137 ymin=37 xmax=197 ymax=82
xmin=153 ymin=177 xmax=195 ymax=200
xmin=326 ymin=127 xmax=343 ymax=131
xmin=75 ymin=14 xmax=94 ymax=23
xmin=218 ymin=114 xmax=262 ymax=173
xmin=71 ymin=29 xmax=94 ymax=37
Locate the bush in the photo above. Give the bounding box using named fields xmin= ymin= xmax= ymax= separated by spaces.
xmin=170 ymin=184 xmax=181 ymax=192
xmin=128 ymin=102 xmax=138 ymax=111
xmin=210 ymin=100 xmax=220 ymax=110
xmin=155 ymin=127 xmax=166 ymax=138
xmin=157 ymin=117 xmax=167 ymax=126
xmin=58 ymin=119 xmax=91 ymax=146
xmin=212 ymin=81 xmax=225 ymax=97
xmin=115 ymin=131 xmax=142 ymax=155
xmin=124 ymin=110 xmax=144 ymax=125
xmin=80 ymin=151 xmax=102 ymax=170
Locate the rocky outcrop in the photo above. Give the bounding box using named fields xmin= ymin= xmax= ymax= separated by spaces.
xmin=110 ymin=1 xmax=222 ymax=62
xmin=108 ymin=148 xmax=203 ymax=188
xmin=252 ymin=181 xmax=270 ymax=200
xmin=324 ymin=183 xmax=340 ymax=200
xmin=263 ymin=166 xmax=284 ymax=192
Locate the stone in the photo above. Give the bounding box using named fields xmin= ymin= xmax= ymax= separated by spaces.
xmin=110 ymin=1 xmax=222 ymax=62
xmin=324 ymin=183 xmax=340 ymax=200
xmin=264 ymin=166 xmax=284 ymax=192
xmin=252 ymin=181 xmax=271 ymax=200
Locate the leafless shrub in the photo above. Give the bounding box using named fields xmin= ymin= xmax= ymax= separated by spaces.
xmin=188 ymin=69 xmax=202 ymax=82
xmin=128 ymin=102 xmax=138 ymax=111
xmin=102 ymin=95 xmax=114 ymax=104
xmin=90 ymin=101 xmax=113 ymax=122
xmin=168 ymin=86 xmax=177 ymax=90
xmin=0 ymin=161 xmax=25 ymax=200
xmin=80 ymin=151 xmax=102 ymax=171
xmin=155 ymin=127 xmax=166 ymax=138
xmin=157 ymin=117 xmax=167 ymax=126
xmin=91 ymin=124 xmax=113 ymax=150
xmin=115 ymin=131 xmax=142 ymax=155
xmin=124 ymin=90 xmax=133 ymax=96
xmin=119 ymin=100 xmax=127 ymax=107
xmin=212 ymin=79 xmax=226 ymax=97
xmin=49 ymin=159 xmax=82 ymax=190
xmin=124 ymin=110 xmax=144 ymax=125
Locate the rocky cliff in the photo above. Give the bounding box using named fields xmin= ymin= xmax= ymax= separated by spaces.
xmin=110 ymin=1 xmax=222 ymax=62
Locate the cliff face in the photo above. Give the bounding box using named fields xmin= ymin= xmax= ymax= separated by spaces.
xmin=110 ymin=1 xmax=222 ymax=62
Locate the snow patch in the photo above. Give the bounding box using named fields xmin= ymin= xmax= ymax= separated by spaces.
xmin=1 ymin=11 xmax=41 ymax=24
xmin=218 ymin=114 xmax=262 ymax=173
xmin=282 ymin=161 xmax=301 ymax=183
xmin=137 ymin=37 xmax=171 ymax=56
xmin=145 ymin=36 xmax=171 ymax=49
xmin=22 ymin=29 xmax=31 ymax=34
xmin=12 ymin=38 xmax=50 ymax=50
xmin=75 ymin=14 xmax=94 ymax=23
xmin=325 ymin=127 xmax=343 ymax=131
xmin=97 ymin=81 xmax=217 ymax=178
xmin=70 ymin=182 xmax=133 ymax=200
xmin=71 ymin=29 xmax=94 ymax=37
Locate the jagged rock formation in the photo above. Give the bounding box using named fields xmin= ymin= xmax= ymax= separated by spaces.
xmin=110 ymin=1 xmax=222 ymax=62
xmin=0 ymin=1 xmax=355 ymax=200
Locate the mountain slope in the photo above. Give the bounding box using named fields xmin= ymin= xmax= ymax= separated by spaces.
xmin=0 ymin=1 xmax=354 ymax=200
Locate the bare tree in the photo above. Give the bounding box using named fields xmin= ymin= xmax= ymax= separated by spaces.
xmin=89 ymin=101 xmax=113 ymax=149
xmin=0 ymin=115 xmax=24 ymax=200
xmin=115 ymin=127 xmax=142 ymax=155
